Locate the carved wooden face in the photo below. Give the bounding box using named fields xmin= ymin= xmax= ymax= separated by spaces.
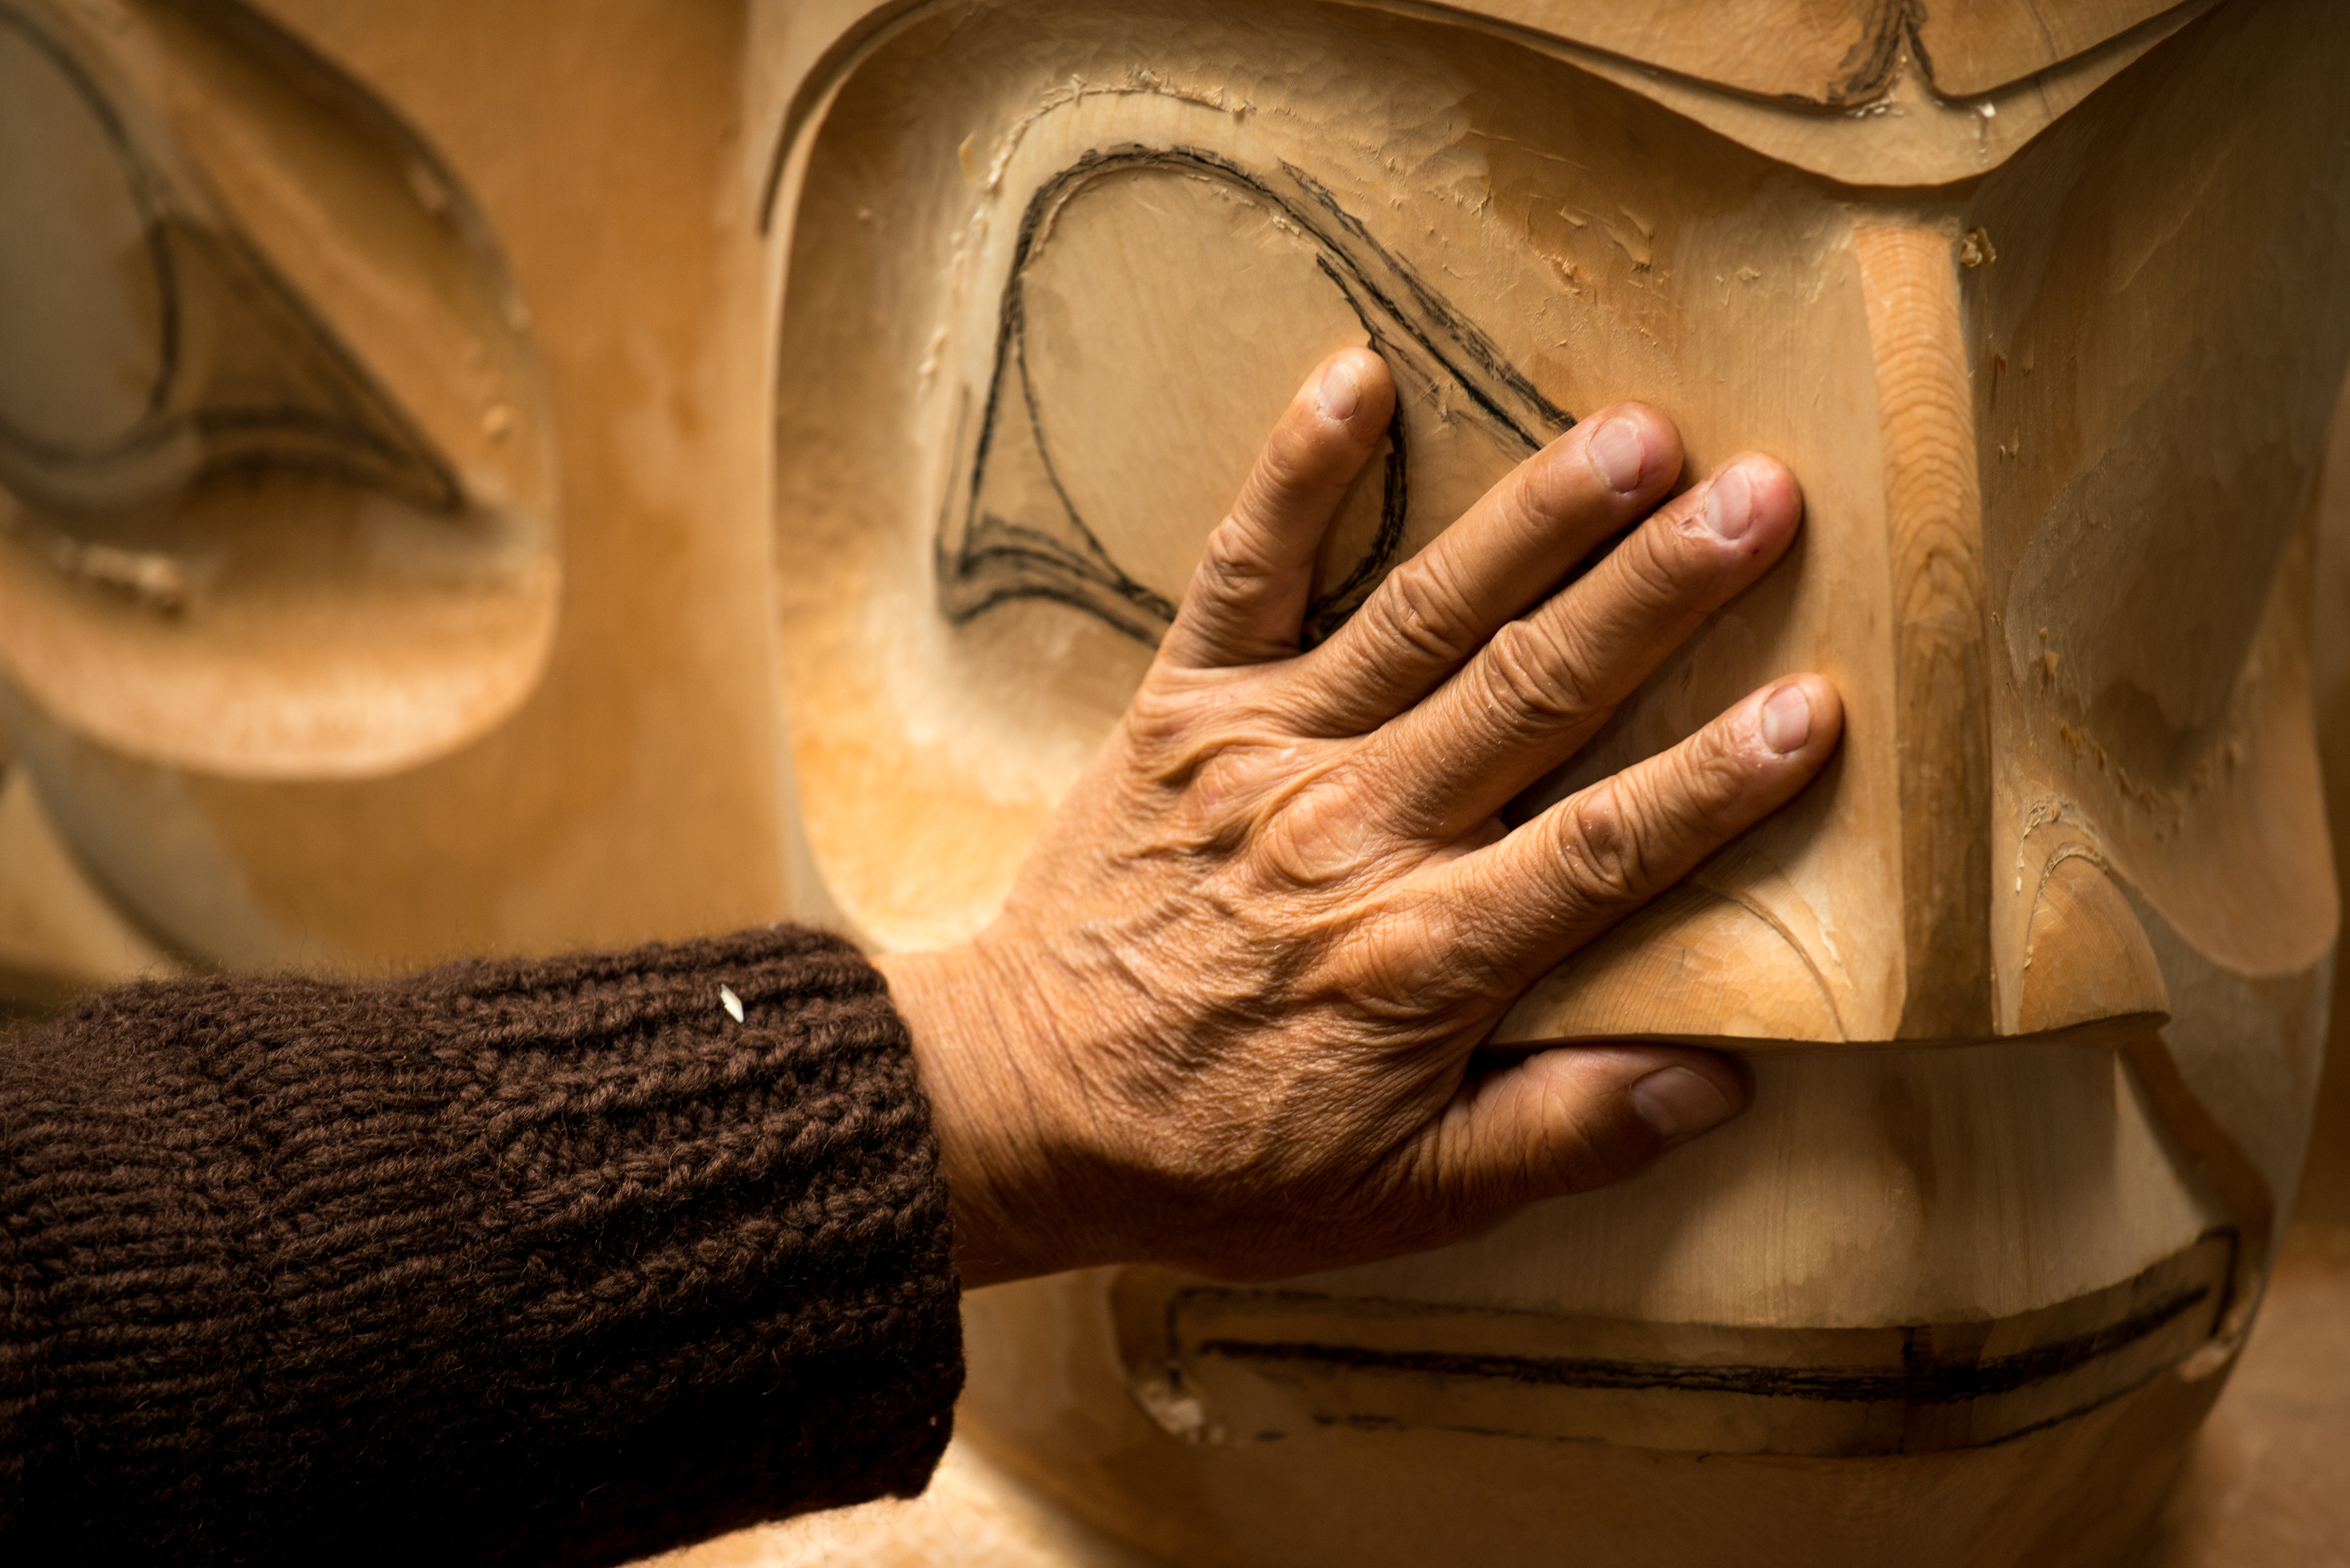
xmin=0 ymin=0 xmax=799 ymax=969
xmin=4 ymin=0 xmax=2332 ymax=1057
xmin=2 ymin=0 xmax=2342 ymax=1558
xmin=759 ymin=1 xmax=2348 ymax=1546
xmin=0 ymin=0 xmax=556 ymax=775
xmin=767 ymin=0 xmax=2346 ymax=1061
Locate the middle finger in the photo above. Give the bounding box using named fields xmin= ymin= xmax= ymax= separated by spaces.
xmin=1356 ymin=452 xmax=1804 ymax=843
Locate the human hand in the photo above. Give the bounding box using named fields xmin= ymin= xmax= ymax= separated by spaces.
xmin=879 ymin=348 xmax=1841 ymax=1287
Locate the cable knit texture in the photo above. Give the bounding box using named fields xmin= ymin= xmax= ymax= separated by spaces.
xmin=0 ymin=926 xmax=963 ymax=1567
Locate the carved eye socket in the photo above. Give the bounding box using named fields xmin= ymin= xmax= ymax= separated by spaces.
xmin=0 ymin=3 xmax=460 ymax=516
xmin=771 ymin=28 xmax=1600 ymax=952
xmin=0 ymin=11 xmax=169 ymax=477
xmin=0 ymin=0 xmax=555 ymax=779
xmin=940 ymin=147 xmax=1572 ymax=647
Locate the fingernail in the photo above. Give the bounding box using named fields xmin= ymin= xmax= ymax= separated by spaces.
xmin=1588 ymin=417 xmax=1647 ymax=493
xmin=1760 ymin=683 xmax=1813 ymax=755
xmin=1317 ymin=358 xmax=1361 ymax=422
xmin=1631 ymin=1067 xmax=1736 ymax=1143
xmin=1704 ymin=464 xmax=1756 ymax=541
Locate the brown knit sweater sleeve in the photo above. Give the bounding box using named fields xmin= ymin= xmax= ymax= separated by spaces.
xmin=0 ymin=926 xmax=964 ymax=1567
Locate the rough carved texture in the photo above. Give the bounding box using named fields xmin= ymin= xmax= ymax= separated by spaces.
xmin=755 ymin=0 xmax=2347 ymax=1561
xmin=0 ymin=927 xmax=962 ymax=1567
xmin=0 ymin=0 xmax=2343 ymax=1565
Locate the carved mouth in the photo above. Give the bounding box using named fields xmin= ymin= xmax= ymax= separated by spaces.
xmin=1117 ymin=1230 xmax=2235 ymax=1457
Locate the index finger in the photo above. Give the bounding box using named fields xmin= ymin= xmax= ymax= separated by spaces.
xmin=1158 ymin=348 xmax=1396 ymax=670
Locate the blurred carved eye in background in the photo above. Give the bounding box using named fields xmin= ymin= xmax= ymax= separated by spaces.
xmin=940 ymin=146 xmax=1572 ymax=647
xmin=0 ymin=3 xmax=457 ymax=520
xmin=0 ymin=0 xmax=555 ymax=778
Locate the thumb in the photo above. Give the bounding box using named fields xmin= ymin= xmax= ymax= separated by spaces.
xmin=1422 ymin=1045 xmax=1750 ymax=1226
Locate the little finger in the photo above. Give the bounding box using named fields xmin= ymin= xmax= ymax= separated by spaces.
xmin=1430 ymin=674 xmax=1842 ymax=985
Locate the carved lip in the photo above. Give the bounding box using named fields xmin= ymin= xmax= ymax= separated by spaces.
xmin=1122 ymin=1230 xmax=2235 ymax=1456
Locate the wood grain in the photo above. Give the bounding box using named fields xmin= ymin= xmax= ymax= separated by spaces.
xmin=1855 ymin=220 xmax=1994 ymax=1041
xmin=2 ymin=0 xmax=2346 ymax=1562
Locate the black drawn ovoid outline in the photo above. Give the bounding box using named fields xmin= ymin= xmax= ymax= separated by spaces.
xmin=0 ymin=0 xmax=460 ymax=512
xmin=938 ymin=143 xmax=1574 ymax=647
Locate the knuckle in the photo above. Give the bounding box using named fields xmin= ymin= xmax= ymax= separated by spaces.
xmin=1199 ymin=518 xmax=1281 ymax=592
xmin=1184 ymin=747 xmax=1263 ymax=818
xmin=1479 ymin=618 xmax=1598 ymax=734
xmin=1616 ymin=519 xmax=1699 ymax=608
xmin=1688 ymin=716 xmax=1759 ymax=791
xmin=1657 ymin=721 xmax=1759 ymax=825
xmin=1125 ymin=673 xmax=1207 ymax=746
xmin=1551 ymin=779 xmax=1653 ymax=907
xmin=1122 ymin=698 xmax=1183 ymax=753
xmin=1370 ymin=887 xmax=1505 ymax=1000
xmin=1639 ymin=757 xmax=1726 ymax=847
xmin=1252 ymin=769 xmax=1381 ymax=889
xmin=1325 ymin=928 xmax=1435 ymax=1017
xmin=1539 ymin=1104 xmax=1644 ymax=1194
xmin=1367 ymin=556 xmax=1482 ymax=667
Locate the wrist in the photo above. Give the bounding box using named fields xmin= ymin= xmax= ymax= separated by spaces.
xmin=875 ymin=943 xmax=1078 ymax=1287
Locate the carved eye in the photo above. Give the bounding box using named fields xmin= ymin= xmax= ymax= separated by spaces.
xmin=0 ymin=4 xmax=455 ymax=516
xmin=0 ymin=0 xmax=554 ymax=778
xmin=0 ymin=10 xmax=173 ymax=499
xmin=940 ymin=147 xmax=1571 ymax=646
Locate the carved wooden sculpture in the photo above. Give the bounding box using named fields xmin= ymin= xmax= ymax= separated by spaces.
xmin=0 ymin=0 xmax=800 ymax=979
xmin=762 ymin=0 xmax=2349 ymax=1562
xmin=0 ymin=1 xmax=2345 ymax=1564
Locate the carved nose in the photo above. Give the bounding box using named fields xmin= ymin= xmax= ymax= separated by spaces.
xmin=1494 ymin=220 xmax=2170 ymax=1050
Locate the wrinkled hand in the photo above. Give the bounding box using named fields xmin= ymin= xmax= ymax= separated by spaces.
xmin=879 ymin=348 xmax=1841 ymax=1287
